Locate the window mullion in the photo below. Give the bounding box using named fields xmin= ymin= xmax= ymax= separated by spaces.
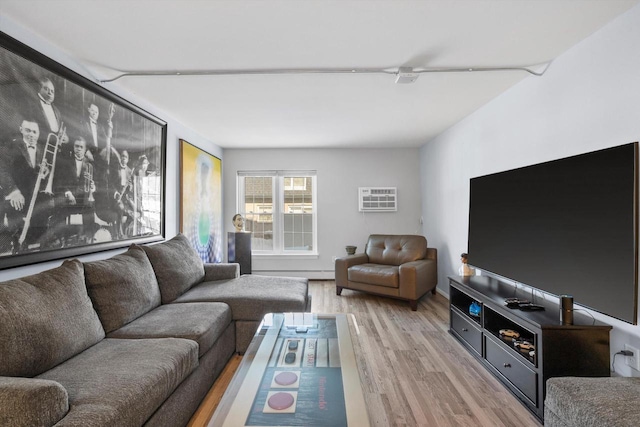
xmin=275 ymin=175 xmax=283 ymax=253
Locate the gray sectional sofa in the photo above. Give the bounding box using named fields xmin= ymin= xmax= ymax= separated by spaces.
xmin=0 ymin=233 xmax=311 ymax=427
xmin=545 ymin=376 xmax=640 ymax=427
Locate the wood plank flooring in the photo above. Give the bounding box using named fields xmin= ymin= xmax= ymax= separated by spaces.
xmin=189 ymin=280 xmax=542 ymax=427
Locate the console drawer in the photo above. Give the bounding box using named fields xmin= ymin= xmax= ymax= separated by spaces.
xmin=451 ymin=309 xmax=482 ymax=355
xmin=485 ymin=336 xmax=537 ymax=405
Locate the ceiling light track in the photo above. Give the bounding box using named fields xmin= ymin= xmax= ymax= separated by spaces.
xmin=98 ymin=63 xmax=551 ymax=84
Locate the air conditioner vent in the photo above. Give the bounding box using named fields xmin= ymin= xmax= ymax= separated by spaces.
xmin=358 ymin=187 xmax=397 ymax=212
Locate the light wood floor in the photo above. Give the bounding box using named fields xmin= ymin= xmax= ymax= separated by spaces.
xmin=188 ymin=280 xmax=542 ymax=427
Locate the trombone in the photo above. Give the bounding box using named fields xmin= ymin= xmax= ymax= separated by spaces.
xmin=18 ymin=124 xmax=66 ymax=248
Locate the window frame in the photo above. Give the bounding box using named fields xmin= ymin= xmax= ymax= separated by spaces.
xmin=237 ymin=170 xmax=318 ymax=257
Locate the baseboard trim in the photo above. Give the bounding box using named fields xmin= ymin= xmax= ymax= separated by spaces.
xmin=250 ymin=270 xmax=335 ymax=280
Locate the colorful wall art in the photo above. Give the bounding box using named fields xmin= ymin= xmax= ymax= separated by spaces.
xmin=179 ymin=140 xmax=222 ymax=263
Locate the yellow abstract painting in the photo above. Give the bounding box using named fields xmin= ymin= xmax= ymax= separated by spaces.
xmin=180 ymin=140 xmax=222 ymax=263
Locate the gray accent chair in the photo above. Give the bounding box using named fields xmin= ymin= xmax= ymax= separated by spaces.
xmin=0 ymin=233 xmax=311 ymax=427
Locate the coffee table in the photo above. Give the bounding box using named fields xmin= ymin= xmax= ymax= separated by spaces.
xmin=208 ymin=313 xmax=370 ymax=427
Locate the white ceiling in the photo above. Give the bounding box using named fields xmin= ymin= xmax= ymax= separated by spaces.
xmin=2 ymin=0 xmax=639 ymax=149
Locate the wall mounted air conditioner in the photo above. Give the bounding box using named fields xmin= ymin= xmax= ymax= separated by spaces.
xmin=358 ymin=187 xmax=397 ymax=212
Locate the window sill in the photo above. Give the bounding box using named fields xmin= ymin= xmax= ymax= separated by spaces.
xmin=252 ymin=253 xmax=319 ymax=260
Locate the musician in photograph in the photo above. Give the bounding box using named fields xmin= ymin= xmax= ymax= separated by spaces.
xmin=123 ymin=154 xmax=154 ymax=233
xmin=91 ymin=102 xmax=123 ymax=238
xmin=0 ymin=118 xmax=53 ymax=252
xmin=25 ymin=76 xmax=69 ymax=148
xmin=116 ymin=150 xmax=133 ymax=193
xmin=114 ymin=150 xmax=138 ymax=237
xmin=55 ymin=136 xmax=97 ymax=244
xmin=80 ymin=103 xmax=111 ymax=161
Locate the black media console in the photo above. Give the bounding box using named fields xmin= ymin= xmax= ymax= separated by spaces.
xmin=448 ymin=275 xmax=612 ymax=421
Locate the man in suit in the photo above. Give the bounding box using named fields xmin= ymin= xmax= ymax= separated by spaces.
xmin=56 ymin=136 xmax=96 ymax=243
xmin=114 ymin=150 xmax=137 ymax=237
xmin=81 ymin=103 xmax=110 ymax=161
xmin=0 ymin=118 xmax=51 ymax=252
xmin=28 ymin=77 xmax=68 ymax=145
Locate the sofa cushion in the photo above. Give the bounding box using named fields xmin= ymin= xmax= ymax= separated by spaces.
xmin=545 ymin=377 xmax=640 ymax=427
xmin=366 ymin=234 xmax=427 ymax=266
xmin=0 ymin=259 xmax=105 ymax=377
xmin=173 ymin=275 xmax=309 ymax=321
xmin=84 ymin=245 xmax=161 ymax=333
xmin=37 ymin=338 xmax=198 ymax=427
xmin=140 ymin=233 xmax=205 ymax=303
xmin=348 ymin=263 xmax=399 ymax=288
xmin=0 ymin=377 xmax=69 ymax=427
xmin=108 ymin=302 xmax=233 ymax=357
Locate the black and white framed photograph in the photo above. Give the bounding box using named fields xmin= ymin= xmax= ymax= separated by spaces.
xmin=0 ymin=31 xmax=166 ymax=269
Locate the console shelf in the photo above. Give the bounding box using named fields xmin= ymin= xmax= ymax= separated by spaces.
xmin=449 ymin=275 xmax=612 ymax=421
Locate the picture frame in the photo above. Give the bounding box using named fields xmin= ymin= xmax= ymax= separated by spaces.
xmin=179 ymin=139 xmax=223 ymax=263
xmin=0 ymin=31 xmax=166 ymax=269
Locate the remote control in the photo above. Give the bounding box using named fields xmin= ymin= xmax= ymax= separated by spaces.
xmin=285 ymin=352 xmax=296 ymax=364
xmin=505 ymin=298 xmax=530 ymax=308
xmin=518 ymin=303 xmax=545 ymax=311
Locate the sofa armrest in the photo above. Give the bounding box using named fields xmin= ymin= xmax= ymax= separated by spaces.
xmin=398 ymin=258 xmax=438 ymax=300
xmin=426 ymin=247 xmax=437 ymax=261
xmin=203 ymin=263 xmax=240 ymax=281
xmin=0 ymin=376 xmax=68 ymax=427
xmin=335 ymin=253 xmax=369 ymax=287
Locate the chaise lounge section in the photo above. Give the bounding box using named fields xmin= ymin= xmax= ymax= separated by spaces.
xmin=0 ymin=233 xmax=311 ymax=427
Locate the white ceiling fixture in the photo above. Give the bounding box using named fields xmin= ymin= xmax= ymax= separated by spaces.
xmin=2 ymin=0 xmax=638 ymax=149
xmin=99 ymin=64 xmax=549 ymax=84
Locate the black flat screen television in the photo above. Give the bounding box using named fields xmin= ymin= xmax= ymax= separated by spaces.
xmin=467 ymin=142 xmax=638 ymax=324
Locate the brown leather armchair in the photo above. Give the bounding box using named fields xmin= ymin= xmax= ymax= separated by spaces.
xmin=335 ymin=234 xmax=437 ymax=310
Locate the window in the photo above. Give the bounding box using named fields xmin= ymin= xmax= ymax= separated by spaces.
xmin=237 ymin=171 xmax=317 ymax=255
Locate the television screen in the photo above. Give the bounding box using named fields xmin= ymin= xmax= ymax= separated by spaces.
xmin=468 ymin=142 xmax=638 ymax=324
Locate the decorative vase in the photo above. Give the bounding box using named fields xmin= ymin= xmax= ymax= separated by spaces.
xmin=345 ymin=245 xmax=357 ymax=255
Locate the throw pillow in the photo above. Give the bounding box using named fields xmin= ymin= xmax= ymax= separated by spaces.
xmin=84 ymin=245 xmax=161 ymax=333
xmin=0 ymin=259 xmax=105 ymax=377
xmin=140 ymin=233 xmax=205 ymax=303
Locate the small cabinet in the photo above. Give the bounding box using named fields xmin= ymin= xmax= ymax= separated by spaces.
xmin=448 ymin=275 xmax=611 ymax=422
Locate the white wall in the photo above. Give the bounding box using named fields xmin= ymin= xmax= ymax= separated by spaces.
xmin=420 ymin=4 xmax=640 ymax=376
xmin=223 ymin=148 xmax=423 ymax=278
xmin=0 ymin=16 xmax=223 ymax=281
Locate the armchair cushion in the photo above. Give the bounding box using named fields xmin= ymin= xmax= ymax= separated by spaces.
xmin=348 ymin=264 xmax=399 ymax=288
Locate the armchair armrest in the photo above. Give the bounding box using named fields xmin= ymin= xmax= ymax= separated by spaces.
xmin=203 ymin=263 xmax=240 ymax=281
xmin=335 ymin=253 xmax=368 ymax=287
xmin=0 ymin=376 xmax=68 ymax=427
xmin=398 ymin=258 xmax=438 ymax=300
